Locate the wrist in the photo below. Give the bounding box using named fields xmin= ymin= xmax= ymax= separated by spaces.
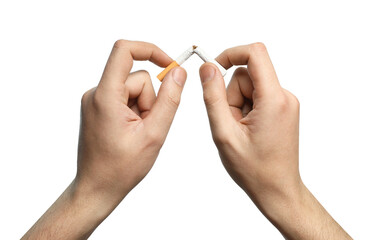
xmin=22 ymin=179 xmax=122 ymax=240
xmin=70 ymin=177 xmax=125 ymax=223
xmin=248 ymin=179 xmax=306 ymax=224
xmin=260 ymin=181 xmax=308 ymax=226
xmin=256 ymin=182 xmax=352 ymax=240
xmin=248 ymin=181 xmax=311 ymax=239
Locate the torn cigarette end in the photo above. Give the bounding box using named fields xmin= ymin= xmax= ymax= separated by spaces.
xmin=157 ymin=46 xmax=194 ymax=81
xmin=157 ymin=61 xmax=179 ymax=81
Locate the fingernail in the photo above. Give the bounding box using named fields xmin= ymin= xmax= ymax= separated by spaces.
xmin=200 ymin=65 xmax=216 ymax=83
xmin=172 ymin=67 xmax=186 ymax=87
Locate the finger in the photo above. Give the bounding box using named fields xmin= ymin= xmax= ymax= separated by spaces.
xmin=226 ymin=67 xmax=254 ymax=121
xmin=98 ymin=40 xmax=172 ymax=92
xmin=199 ymin=62 xmax=235 ymax=137
xmin=123 ymin=70 xmax=156 ymax=118
xmin=144 ymin=67 xmax=187 ymax=139
xmin=215 ymin=42 xmax=281 ymax=97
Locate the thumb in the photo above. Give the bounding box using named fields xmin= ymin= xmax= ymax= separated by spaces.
xmin=144 ymin=67 xmax=187 ymax=139
xmin=199 ymin=63 xmax=233 ymax=140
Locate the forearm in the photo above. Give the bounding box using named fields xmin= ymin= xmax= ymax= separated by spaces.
xmin=261 ymin=183 xmax=352 ymax=240
xmin=22 ymin=179 xmax=118 ymax=240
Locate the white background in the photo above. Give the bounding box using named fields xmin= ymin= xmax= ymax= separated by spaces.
xmin=1 ymin=0 xmax=372 ymax=239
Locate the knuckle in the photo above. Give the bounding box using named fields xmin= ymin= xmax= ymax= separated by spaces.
xmin=81 ymin=88 xmax=94 ymax=104
xmin=86 ymin=87 xmax=104 ymax=110
xmin=146 ymin=130 xmax=164 ymax=147
xmin=233 ymin=67 xmax=248 ymax=76
xmin=137 ymin=69 xmax=151 ymax=80
xmin=283 ymin=89 xmax=300 ymax=109
xmin=81 ymin=92 xmax=89 ymax=104
xmin=113 ymin=39 xmax=129 ymax=49
xmin=91 ymin=90 xmax=102 ymax=108
xmin=221 ymin=48 xmax=229 ymax=56
xmin=273 ymin=90 xmax=300 ymax=114
xmin=166 ymin=93 xmax=180 ymax=107
xmin=291 ymin=95 xmax=300 ymax=109
xmin=212 ymin=129 xmax=232 ymax=147
xmin=203 ymin=92 xmax=221 ymax=107
xmin=273 ymin=93 xmax=289 ymax=111
xmin=250 ymin=42 xmax=267 ymax=52
xmin=147 ymin=42 xmax=157 ymax=49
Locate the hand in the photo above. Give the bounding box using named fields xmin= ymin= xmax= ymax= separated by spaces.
xmin=199 ymin=43 xmax=301 ymax=209
xmin=199 ymin=43 xmax=351 ymax=240
xmin=76 ymin=40 xmax=187 ymax=211
xmin=22 ymin=40 xmax=187 ymax=240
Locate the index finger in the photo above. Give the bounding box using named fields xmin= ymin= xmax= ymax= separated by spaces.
xmin=98 ymin=40 xmax=173 ymax=91
xmin=215 ymin=43 xmax=281 ymax=96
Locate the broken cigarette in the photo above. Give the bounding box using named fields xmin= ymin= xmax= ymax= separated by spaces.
xmin=193 ymin=46 xmax=227 ymax=77
xmin=157 ymin=45 xmax=227 ymax=81
xmin=157 ymin=46 xmax=194 ymax=81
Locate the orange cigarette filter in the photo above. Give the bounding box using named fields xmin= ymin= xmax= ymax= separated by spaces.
xmin=157 ymin=46 xmax=196 ymax=81
xmin=157 ymin=61 xmax=180 ymax=81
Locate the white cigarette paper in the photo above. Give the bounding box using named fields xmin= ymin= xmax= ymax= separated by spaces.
xmin=193 ymin=46 xmax=227 ymax=77
xmin=175 ymin=46 xmax=194 ymax=65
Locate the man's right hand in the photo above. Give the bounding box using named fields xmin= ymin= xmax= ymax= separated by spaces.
xmin=199 ymin=43 xmax=352 ymax=240
xmin=22 ymin=40 xmax=187 ymax=240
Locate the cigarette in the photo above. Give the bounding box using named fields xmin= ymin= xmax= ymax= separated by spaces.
xmin=157 ymin=46 xmax=194 ymax=81
xmin=157 ymin=45 xmax=227 ymax=81
xmin=193 ymin=46 xmax=227 ymax=77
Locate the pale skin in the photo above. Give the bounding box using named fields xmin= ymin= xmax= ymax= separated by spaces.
xmin=22 ymin=40 xmax=352 ymax=240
